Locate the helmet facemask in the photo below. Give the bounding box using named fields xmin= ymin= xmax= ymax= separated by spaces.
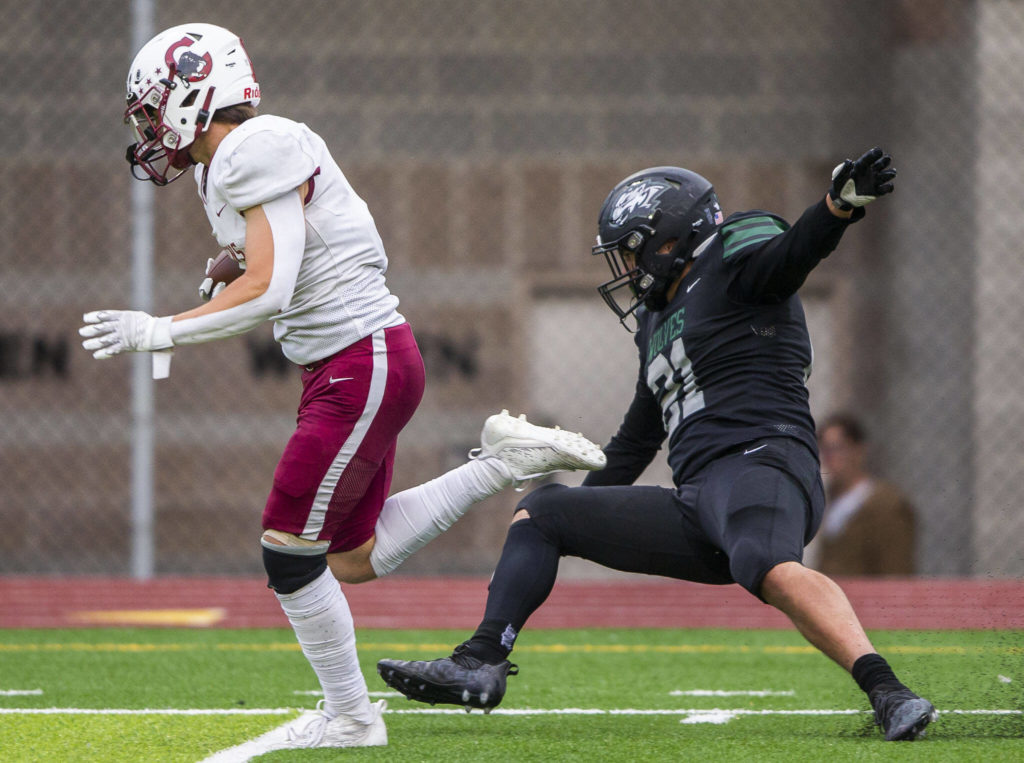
xmin=593 ymin=219 xmax=662 ymax=327
xmin=124 ymin=83 xmax=195 ymax=186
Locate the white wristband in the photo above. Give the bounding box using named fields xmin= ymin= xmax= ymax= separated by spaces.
xmin=150 ymin=315 xmax=174 ymax=350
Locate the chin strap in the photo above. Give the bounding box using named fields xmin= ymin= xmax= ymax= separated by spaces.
xmin=167 ymin=144 xmax=196 ymax=171
xmin=638 ymin=247 xmax=690 ymax=311
xmin=194 ymin=86 xmax=217 ymax=135
xmin=168 ymin=83 xmax=216 ymax=171
xmin=640 ymin=276 xmax=673 ymax=311
xmin=641 ymin=227 xmax=717 ymax=310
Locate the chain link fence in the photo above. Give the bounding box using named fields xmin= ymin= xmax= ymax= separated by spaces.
xmin=1 ymin=0 xmax=1021 ymax=578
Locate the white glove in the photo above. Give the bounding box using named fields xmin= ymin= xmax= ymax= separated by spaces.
xmin=79 ymin=310 xmax=174 ymax=359
xmin=198 ymin=273 xmax=227 ymax=302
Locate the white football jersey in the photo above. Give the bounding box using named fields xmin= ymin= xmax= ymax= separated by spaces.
xmin=194 ymin=114 xmax=404 ymax=365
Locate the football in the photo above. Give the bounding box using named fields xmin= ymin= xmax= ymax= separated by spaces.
xmin=199 ymin=248 xmax=246 ymax=300
xmin=206 ymin=248 xmax=245 ymax=285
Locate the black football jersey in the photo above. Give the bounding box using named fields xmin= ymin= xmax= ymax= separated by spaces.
xmin=585 ymin=198 xmax=858 ymax=487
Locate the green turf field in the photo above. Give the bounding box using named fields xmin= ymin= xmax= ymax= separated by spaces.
xmin=0 ymin=627 xmax=1021 ymax=762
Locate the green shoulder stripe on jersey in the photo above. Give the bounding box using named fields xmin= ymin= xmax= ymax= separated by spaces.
xmin=721 ymin=215 xmax=787 ymax=259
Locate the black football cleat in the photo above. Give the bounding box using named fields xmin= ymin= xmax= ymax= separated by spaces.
xmin=869 ymin=683 xmax=938 ymax=741
xmin=377 ymin=644 xmax=518 ymax=712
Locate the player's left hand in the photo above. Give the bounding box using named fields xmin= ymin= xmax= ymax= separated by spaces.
xmin=198 ymin=271 xmax=227 ymax=302
xmin=829 ymin=147 xmax=897 ymax=210
xmin=79 ymin=310 xmax=174 ymax=359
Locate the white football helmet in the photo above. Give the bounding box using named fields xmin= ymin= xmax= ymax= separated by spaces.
xmin=124 ymin=23 xmax=261 ymax=185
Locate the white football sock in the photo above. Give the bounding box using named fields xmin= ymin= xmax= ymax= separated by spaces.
xmin=275 ymin=567 xmax=372 ymax=722
xmin=369 ymin=457 xmax=512 ymax=577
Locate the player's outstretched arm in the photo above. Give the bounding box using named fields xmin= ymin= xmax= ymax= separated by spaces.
xmin=79 ymin=310 xmax=173 ymax=359
xmin=726 ymin=149 xmax=897 ymax=303
xmin=80 ymin=189 xmax=304 ymax=355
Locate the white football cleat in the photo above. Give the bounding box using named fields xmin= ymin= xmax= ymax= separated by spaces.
xmin=197 ymin=700 xmax=386 ymax=761
xmin=279 ymin=699 xmax=387 ymax=750
xmin=472 ymin=409 xmax=606 ymax=487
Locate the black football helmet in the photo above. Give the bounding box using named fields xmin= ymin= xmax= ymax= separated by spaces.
xmin=593 ymin=166 xmax=722 ymax=325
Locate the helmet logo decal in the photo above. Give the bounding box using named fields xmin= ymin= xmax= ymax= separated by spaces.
xmin=164 ymin=35 xmax=213 ymax=86
xmin=608 ymin=179 xmax=671 ymax=227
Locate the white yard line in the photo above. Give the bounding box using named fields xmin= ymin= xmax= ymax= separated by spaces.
xmin=291 ymin=689 xmax=399 ymax=697
xmin=2 ymin=641 xmax=1020 ymax=656
xmin=670 ymin=690 xmax=796 ymax=697
xmin=0 ymin=706 xmax=1018 ymax=716
xmin=0 ymin=708 xmax=295 ymax=715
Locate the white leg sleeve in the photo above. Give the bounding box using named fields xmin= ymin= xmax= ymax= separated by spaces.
xmin=369 ymin=457 xmax=512 ymax=577
xmin=274 ymin=567 xmax=373 ymax=722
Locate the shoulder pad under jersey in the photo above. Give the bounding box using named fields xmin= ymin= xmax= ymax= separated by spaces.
xmin=212 ymin=117 xmax=317 ymax=211
xmin=720 ymin=211 xmax=790 ymax=260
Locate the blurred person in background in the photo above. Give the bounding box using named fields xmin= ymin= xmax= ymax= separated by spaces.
xmin=78 ymin=23 xmax=604 ymax=755
xmin=811 ymin=412 xmax=917 ymax=576
xmin=380 ymin=150 xmax=938 ymax=742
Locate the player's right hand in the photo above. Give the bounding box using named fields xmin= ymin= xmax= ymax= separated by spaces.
xmin=829 ymin=148 xmax=897 ymax=210
xmin=79 ymin=310 xmax=174 ymax=359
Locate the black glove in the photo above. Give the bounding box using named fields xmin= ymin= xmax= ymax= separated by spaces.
xmin=829 ymin=147 xmax=897 ymax=210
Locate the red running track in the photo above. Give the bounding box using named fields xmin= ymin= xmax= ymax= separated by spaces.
xmin=1 ymin=576 xmax=1022 ymax=630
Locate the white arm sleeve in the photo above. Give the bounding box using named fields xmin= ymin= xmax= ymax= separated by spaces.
xmin=169 ymin=192 xmax=305 ymax=346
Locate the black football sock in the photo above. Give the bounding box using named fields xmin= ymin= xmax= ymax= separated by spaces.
xmin=851 ymin=653 xmax=905 ymax=695
xmin=463 ymin=518 xmax=560 ymax=664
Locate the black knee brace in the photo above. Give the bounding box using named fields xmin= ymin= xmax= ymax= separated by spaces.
xmin=262 ymin=546 xmax=328 ymax=594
